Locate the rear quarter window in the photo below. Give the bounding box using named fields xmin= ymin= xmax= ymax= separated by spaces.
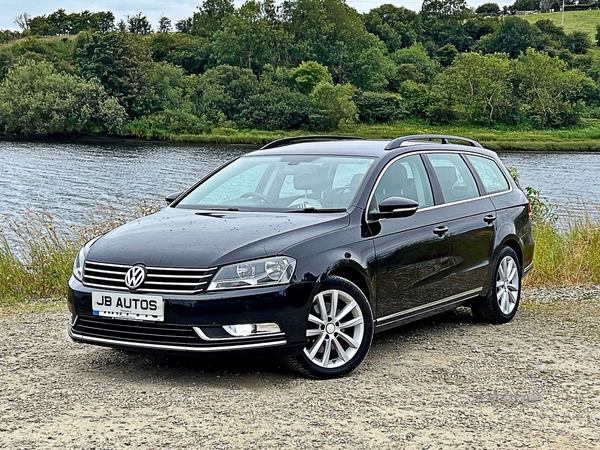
xmin=466 ymin=155 xmax=510 ymax=195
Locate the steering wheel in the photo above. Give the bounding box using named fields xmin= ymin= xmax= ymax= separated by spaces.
xmin=240 ymin=192 xmax=273 ymax=205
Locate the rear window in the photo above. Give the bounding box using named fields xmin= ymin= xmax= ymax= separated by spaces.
xmin=466 ymin=155 xmax=510 ymax=195
xmin=427 ymin=153 xmax=479 ymax=203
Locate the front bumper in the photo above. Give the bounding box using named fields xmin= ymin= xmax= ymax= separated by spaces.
xmin=67 ymin=276 xmax=314 ymax=357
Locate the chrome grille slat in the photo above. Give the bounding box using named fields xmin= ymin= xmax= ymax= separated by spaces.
xmin=145 ymin=274 xmax=212 ymax=279
xmin=83 ymin=261 xmax=216 ymax=294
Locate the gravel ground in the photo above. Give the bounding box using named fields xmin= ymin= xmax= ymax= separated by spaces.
xmin=1 ymin=286 xmax=599 ymax=450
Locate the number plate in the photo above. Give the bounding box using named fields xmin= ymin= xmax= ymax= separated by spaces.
xmin=92 ymin=292 xmax=164 ymax=322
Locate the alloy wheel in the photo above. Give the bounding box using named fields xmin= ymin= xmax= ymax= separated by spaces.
xmin=304 ymin=288 xmax=365 ymax=369
xmin=496 ymin=255 xmax=520 ymax=315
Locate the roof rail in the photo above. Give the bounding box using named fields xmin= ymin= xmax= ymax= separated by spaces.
xmin=385 ymin=134 xmax=483 ymax=150
xmin=260 ymin=135 xmax=365 ymax=150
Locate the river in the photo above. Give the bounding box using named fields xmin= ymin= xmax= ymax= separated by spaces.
xmin=1 ymin=140 xmax=599 ymax=235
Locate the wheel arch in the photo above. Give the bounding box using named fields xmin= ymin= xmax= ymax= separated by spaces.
xmin=327 ymin=263 xmax=372 ymax=305
xmin=500 ymin=237 xmax=523 ymax=271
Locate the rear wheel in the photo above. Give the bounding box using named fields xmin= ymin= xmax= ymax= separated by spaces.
xmin=284 ymin=276 xmax=373 ymax=379
xmin=472 ymin=246 xmax=521 ymax=324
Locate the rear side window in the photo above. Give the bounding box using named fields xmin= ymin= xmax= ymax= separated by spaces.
xmin=427 ymin=153 xmax=479 ymax=203
xmin=466 ymin=155 xmax=510 ymax=194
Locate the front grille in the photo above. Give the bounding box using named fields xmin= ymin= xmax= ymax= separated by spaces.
xmin=83 ymin=261 xmax=217 ymax=294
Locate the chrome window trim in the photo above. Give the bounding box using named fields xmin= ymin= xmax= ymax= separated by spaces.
xmin=364 ymin=150 xmax=514 ymax=224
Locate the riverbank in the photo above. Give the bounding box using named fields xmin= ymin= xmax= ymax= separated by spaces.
xmin=4 ymin=119 xmax=600 ymax=151
xmin=1 ymin=285 xmax=598 ymax=449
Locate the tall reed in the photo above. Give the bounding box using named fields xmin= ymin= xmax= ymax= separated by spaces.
xmin=0 ymin=201 xmax=160 ymax=305
xmin=527 ymin=208 xmax=600 ymax=286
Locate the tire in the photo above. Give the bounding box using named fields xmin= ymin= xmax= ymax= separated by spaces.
xmin=283 ymin=275 xmax=374 ymax=379
xmin=472 ymin=246 xmax=522 ymax=324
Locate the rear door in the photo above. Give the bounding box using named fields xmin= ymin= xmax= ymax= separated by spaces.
xmin=425 ymin=152 xmax=496 ymax=297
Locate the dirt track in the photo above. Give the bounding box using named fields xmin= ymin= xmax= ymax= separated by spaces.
xmin=1 ymin=286 xmax=599 ymax=449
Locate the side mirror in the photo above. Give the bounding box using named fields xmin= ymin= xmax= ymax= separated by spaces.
xmin=368 ymin=196 xmax=419 ymax=220
xmin=165 ymin=191 xmax=183 ymax=205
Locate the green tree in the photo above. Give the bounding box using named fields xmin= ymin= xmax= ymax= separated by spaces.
xmin=353 ymin=90 xmax=406 ymax=123
xmin=0 ymin=60 xmax=126 ymax=134
xmin=473 ymin=16 xmax=541 ymax=58
xmin=346 ymin=42 xmax=396 ymax=91
xmin=420 ymin=0 xmax=471 ymax=18
xmin=148 ymin=33 xmax=210 ymax=74
xmin=510 ymin=0 xmax=540 ymax=12
xmin=237 ymin=83 xmax=314 ymax=130
xmin=428 ymin=52 xmax=514 ymax=125
xmin=362 ymin=4 xmax=423 ymax=53
xmin=191 ymin=0 xmax=235 ymax=38
xmin=191 ymin=64 xmax=260 ymax=125
xmin=289 ymin=61 xmax=332 ymax=95
xmin=511 ymin=49 xmax=590 ymax=127
xmin=126 ymin=13 xmax=153 ymax=34
xmin=282 ymin=0 xmax=379 ymax=83
xmin=74 ymin=32 xmax=155 ymax=118
xmin=158 ymin=16 xmax=172 ymax=33
xmin=309 ymin=81 xmax=357 ymax=130
xmin=475 ymin=2 xmax=501 ymax=15
xmin=420 ymin=0 xmax=474 ymax=51
xmin=212 ymin=0 xmax=290 ymax=73
xmin=566 ymin=31 xmax=591 ymax=54
xmin=390 ymin=43 xmax=441 ymax=87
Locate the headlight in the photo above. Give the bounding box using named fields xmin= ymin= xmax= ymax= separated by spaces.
xmin=72 ymin=237 xmax=100 ymax=282
xmin=207 ymin=256 xmax=296 ymax=291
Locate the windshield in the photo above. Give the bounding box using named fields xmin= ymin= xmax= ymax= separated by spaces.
xmin=177 ymin=154 xmax=375 ymax=211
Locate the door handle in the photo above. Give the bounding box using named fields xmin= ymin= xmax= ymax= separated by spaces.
xmin=484 ymin=215 xmax=497 ymax=224
xmin=433 ymin=226 xmax=448 ymax=237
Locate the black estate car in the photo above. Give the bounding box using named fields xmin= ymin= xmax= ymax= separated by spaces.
xmin=68 ymin=134 xmax=534 ymax=379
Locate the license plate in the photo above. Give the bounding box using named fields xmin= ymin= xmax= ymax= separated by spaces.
xmin=92 ymin=292 xmax=164 ymax=322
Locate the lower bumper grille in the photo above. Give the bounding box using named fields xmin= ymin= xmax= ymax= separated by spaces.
xmin=70 ymin=316 xmax=287 ymax=352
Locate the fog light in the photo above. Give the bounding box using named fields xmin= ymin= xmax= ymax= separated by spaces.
xmin=223 ymin=323 xmax=281 ymax=337
xmin=224 ymin=324 xmax=255 ymax=336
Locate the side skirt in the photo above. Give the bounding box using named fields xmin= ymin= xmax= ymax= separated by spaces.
xmin=374 ymin=288 xmax=482 ymax=333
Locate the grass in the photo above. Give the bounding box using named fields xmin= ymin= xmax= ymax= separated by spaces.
xmin=526 ymin=209 xmax=600 ymax=286
xmin=520 ymin=9 xmax=600 ymax=38
xmin=0 ymin=213 xmax=78 ymax=305
xmin=0 ymin=201 xmax=160 ymax=306
xmin=130 ymin=119 xmax=600 ymax=151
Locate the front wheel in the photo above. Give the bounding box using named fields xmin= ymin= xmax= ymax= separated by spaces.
xmin=472 ymin=246 xmax=522 ymax=324
xmin=284 ymin=276 xmax=373 ymax=379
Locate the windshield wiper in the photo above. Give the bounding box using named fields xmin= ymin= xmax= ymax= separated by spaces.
xmin=291 ymin=207 xmax=346 ymax=213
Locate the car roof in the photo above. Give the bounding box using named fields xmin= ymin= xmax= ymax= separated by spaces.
xmin=249 ymin=136 xmax=499 ymax=159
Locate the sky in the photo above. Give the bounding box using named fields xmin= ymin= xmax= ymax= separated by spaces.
xmin=0 ymin=0 xmax=515 ymax=31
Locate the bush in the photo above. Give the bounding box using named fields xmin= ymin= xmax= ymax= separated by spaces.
xmin=121 ymin=109 xmax=211 ymax=138
xmin=0 ymin=60 xmax=126 ymax=135
xmin=309 ymin=82 xmax=358 ymax=131
xmin=353 ymin=91 xmax=407 ymax=123
xmin=236 ymin=86 xmax=314 ymax=130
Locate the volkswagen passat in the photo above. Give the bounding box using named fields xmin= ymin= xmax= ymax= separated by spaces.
xmin=68 ymin=134 xmax=534 ymax=379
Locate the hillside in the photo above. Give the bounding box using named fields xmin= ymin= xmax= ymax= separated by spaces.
xmin=521 ymin=9 xmax=600 ymax=38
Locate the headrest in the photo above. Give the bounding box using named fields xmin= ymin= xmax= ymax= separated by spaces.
xmin=294 ymin=165 xmax=328 ymax=191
